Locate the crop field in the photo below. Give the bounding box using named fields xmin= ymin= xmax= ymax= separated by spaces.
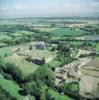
xmin=79 ymin=74 xmax=99 ymax=97
xmin=34 ymin=28 xmax=58 ymax=32
xmin=50 ymin=28 xmax=91 ymax=37
xmin=81 ymin=58 xmax=99 ymax=77
xmin=0 ymin=74 xmax=22 ymax=99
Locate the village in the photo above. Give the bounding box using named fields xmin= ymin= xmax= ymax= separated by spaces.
xmin=7 ymin=39 xmax=99 ymax=99
xmin=0 ymin=17 xmax=99 ymax=100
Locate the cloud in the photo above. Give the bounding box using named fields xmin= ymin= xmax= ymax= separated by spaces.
xmin=0 ymin=0 xmax=99 ymax=17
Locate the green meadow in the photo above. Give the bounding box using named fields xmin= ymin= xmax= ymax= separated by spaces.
xmin=0 ymin=74 xmax=22 ymax=99
xmin=51 ymin=28 xmax=90 ymax=37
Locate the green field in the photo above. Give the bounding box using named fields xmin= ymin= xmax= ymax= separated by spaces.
xmin=49 ymin=89 xmax=73 ymax=100
xmin=34 ymin=27 xmax=58 ymax=32
xmin=51 ymin=28 xmax=90 ymax=37
xmin=96 ymin=43 xmax=99 ymax=51
xmin=1 ymin=44 xmax=55 ymax=75
xmin=0 ymin=46 xmax=13 ymax=57
xmin=4 ymin=54 xmax=39 ymax=75
xmin=0 ymin=35 xmax=12 ymax=41
xmin=41 ymin=85 xmax=73 ymax=100
xmin=0 ymin=74 xmax=22 ymax=99
xmin=0 ymin=45 xmax=38 ymax=75
xmin=49 ymin=59 xmax=61 ymax=67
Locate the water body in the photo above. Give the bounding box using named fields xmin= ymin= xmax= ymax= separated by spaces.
xmin=76 ymin=35 xmax=99 ymax=41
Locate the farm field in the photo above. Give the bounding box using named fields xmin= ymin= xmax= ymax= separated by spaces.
xmin=50 ymin=28 xmax=91 ymax=37
xmin=0 ymin=17 xmax=99 ymax=100
xmin=34 ymin=27 xmax=58 ymax=32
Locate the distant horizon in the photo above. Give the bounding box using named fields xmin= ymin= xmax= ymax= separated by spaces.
xmin=0 ymin=0 xmax=99 ymax=18
xmin=0 ymin=14 xmax=99 ymax=19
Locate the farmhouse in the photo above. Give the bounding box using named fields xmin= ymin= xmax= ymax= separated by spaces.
xmin=32 ymin=41 xmax=46 ymax=50
xmin=26 ymin=56 xmax=45 ymax=65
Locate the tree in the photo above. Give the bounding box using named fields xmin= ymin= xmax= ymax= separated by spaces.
xmin=40 ymin=89 xmax=46 ymax=100
xmin=29 ymin=45 xmax=32 ymax=50
xmin=42 ymin=58 xmax=45 ymax=65
xmin=3 ymin=62 xmax=24 ymax=83
xmin=45 ymin=89 xmax=55 ymax=100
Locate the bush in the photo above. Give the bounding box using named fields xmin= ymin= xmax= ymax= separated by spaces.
xmin=3 ymin=62 xmax=24 ymax=84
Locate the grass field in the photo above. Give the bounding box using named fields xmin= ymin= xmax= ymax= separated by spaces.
xmin=51 ymin=28 xmax=90 ymax=37
xmin=2 ymin=44 xmax=55 ymax=75
xmin=49 ymin=59 xmax=61 ymax=67
xmin=10 ymin=30 xmax=35 ymax=37
xmin=4 ymin=53 xmax=39 ymax=75
xmin=0 ymin=74 xmax=22 ymax=99
xmin=49 ymin=89 xmax=73 ymax=100
xmin=41 ymin=85 xmax=73 ymax=100
xmin=0 ymin=35 xmax=12 ymax=41
xmin=96 ymin=43 xmax=99 ymax=51
xmin=34 ymin=27 xmax=58 ymax=32
xmin=0 ymin=46 xmax=13 ymax=57
xmin=0 ymin=45 xmax=38 ymax=75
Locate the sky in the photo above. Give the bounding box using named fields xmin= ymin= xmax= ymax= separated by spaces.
xmin=0 ymin=0 xmax=99 ymax=17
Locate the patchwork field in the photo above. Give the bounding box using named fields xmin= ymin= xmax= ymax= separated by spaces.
xmin=0 ymin=18 xmax=99 ymax=99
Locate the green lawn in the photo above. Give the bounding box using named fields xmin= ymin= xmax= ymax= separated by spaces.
xmin=0 ymin=46 xmax=13 ymax=57
xmin=96 ymin=43 xmax=99 ymax=51
xmin=4 ymin=50 xmax=55 ymax=75
xmin=49 ymin=89 xmax=73 ymax=100
xmin=51 ymin=28 xmax=90 ymax=37
xmin=10 ymin=30 xmax=35 ymax=37
xmin=34 ymin=27 xmax=58 ymax=32
xmin=0 ymin=74 xmax=22 ymax=99
xmin=4 ymin=54 xmax=39 ymax=75
xmin=49 ymin=59 xmax=61 ymax=67
xmin=0 ymin=35 xmax=12 ymax=41
xmin=41 ymin=85 xmax=73 ymax=100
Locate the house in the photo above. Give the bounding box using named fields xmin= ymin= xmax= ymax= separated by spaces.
xmin=32 ymin=41 xmax=46 ymax=50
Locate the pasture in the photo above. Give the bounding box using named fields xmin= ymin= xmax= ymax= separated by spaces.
xmin=50 ymin=28 xmax=90 ymax=37
xmin=4 ymin=53 xmax=39 ymax=75
xmin=34 ymin=27 xmax=58 ymax=32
